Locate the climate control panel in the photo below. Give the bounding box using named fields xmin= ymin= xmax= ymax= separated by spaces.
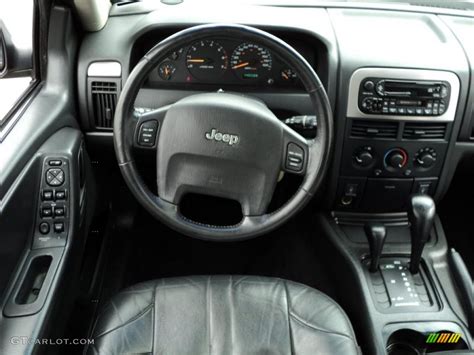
xmin=348 ymin=142 xmax=444 ymax=178
xmin=339 ymin=135 xmax=447 ymax=211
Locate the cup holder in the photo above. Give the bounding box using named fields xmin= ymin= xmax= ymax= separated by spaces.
xmin=387 ymin=329 xmax=469 ymax=355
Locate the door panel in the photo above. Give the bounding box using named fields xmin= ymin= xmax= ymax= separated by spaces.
xmin=0 ymin=5 xmax=95 ymax=354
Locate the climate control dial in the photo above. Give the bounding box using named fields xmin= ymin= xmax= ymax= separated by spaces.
xmin=414 ymin=147 xmax=437 ymax=169
xmin=353 ymin=146 xmax=375 ymax=168
xmin=384 ymin=148 xmax=408 ymax=171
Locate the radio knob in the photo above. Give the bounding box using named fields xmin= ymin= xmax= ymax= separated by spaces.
xmin=415 ymin=148 xmax=437 ymax=168
xmin=364 ymin=80 xmax=375 ymax=91
xmin=384 ymin=148 xmax=408 ymax=170
xmin=354 ymin=147 xmax=375 ymax=168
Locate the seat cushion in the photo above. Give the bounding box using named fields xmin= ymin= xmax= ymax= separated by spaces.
xmin=87 ymin=275 xmax=360 ymax=354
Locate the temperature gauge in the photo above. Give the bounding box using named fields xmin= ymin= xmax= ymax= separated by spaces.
xmin=158 ymin=62 xmax=176 ymax=81
xmin=281 ymin=68 xmax=297 ymax=81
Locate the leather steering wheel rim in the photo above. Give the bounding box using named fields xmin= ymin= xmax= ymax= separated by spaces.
xmin=113 ymin=24 xmax=333 ymax=241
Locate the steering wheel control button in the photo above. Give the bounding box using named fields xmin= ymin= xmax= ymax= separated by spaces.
xmin=286 ymin=143 xmax=304 ymax=172
xmin=41 ymin=207 xmax=53 ymax=218
xmin=39 ymin=222 xmax=50 ymax=235
xmin=138 ymin=121 xmax=158 ymax=147
xmin=55 ymin=190 xmax=66 ymax=200
xmin=48 ymin=160 xmax=62 ymax=166
xmin=41 ymin=190 xmax=54 ymax=201
xmin=53 ymin=222 xmax=65 ymax=233
xmin=46 ymin=168 xmax=65 ymax=186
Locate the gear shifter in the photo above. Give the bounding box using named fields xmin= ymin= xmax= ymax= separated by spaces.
xmin=364 ymin=223 xmax=387 ymax=272
xmin=408 ymin=194 xmax=436 ymax=274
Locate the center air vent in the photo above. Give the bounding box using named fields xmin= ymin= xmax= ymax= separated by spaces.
xmin=351 ymin=120 xmax=398 ymax=139
xmin=403 ymin=122 xmax=448 ymax=140
xmin=90 ymin=80 xmax=120 ymax=129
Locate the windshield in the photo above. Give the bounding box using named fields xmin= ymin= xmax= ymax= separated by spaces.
xmin=134 ymin=0 xmax=474 ymax=11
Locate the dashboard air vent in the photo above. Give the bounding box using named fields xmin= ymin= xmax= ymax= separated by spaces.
xmin=351 ymin=120 xmax=398 ymax=139
xmin=403 ymin=122 xmax=447 ymax=140
xmin=90 ymin=81 xmax=119 ymax=129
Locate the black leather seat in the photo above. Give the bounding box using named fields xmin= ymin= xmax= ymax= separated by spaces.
xmin=87 ymin=275 xmax=360 ymax=354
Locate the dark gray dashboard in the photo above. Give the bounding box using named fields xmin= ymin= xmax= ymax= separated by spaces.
xmin=77 ymin=1 xmax=474 ymax=213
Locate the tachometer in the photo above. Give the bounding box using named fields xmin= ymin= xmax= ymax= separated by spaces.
xmin=230 ymin=43 xmax=272 ymax=80
xmin=186 ymin=40 xmax=228 ymax=81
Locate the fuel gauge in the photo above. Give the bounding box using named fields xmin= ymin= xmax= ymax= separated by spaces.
xmin=158 ymin=62 xmax=177 ymax=81
xmin=281 ymin=68 xmax=297 ymax=81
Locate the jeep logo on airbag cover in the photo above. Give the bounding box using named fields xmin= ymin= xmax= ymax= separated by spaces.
xmin=205 ymin=129 xmax=239 ymax=146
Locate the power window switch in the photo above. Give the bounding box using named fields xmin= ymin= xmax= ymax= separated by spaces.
xmin=42 ymin=190 xmax=54 ymax=201
xmin=55 ymin=190 xmax=66 ymax=200
xmin=54 ymin=207 xmax=65 ymax=217
xmin=53 ymin=222 xmax=64 ymax=233
xmin=41 ymin=207 xmax=53 ymax=218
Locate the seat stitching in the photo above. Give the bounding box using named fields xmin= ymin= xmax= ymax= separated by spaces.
xmin=152 ymin=283 xmax=157 ymax=355
xmin=207 ymin=275 xmax=212 ymax=355
xmin=283 ymin=280 xmax=295 ymax=355
xmin=286 ymin=279 xmax=359 ymax=340
xmin=94 ymin=303 xmax=154 ymax=339
xmin=289 ymin=311 xmax=356 ymax=341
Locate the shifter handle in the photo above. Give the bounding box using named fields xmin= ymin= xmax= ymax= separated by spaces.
xmin=364 ymin=223 xmax=387 ymax=272
xmin=408 ymin=194 xmax=436 ymax=274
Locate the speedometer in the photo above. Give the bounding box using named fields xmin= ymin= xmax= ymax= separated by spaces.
xmin=186 ymin=40 xmax=228 ymax=81
xmin=230 ymin=43 xmax=272 ymax=80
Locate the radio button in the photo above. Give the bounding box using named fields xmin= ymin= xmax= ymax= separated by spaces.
xmin=424 ymin=108 xmax=433 ymax=115
xmin=406 ymin=108 xmax=415 ymax=115
xmin=397 ymin=107 xmax=406 ymax=114
xmin=376 ymin=81 xmax=384 ymax=95
xmin=441 ymin=86 xmax=448 ymax=97
xmin=389 ymin=107 xmax=397 ymax=114
xmin=415 ymin=108 xmax=423 ymax=115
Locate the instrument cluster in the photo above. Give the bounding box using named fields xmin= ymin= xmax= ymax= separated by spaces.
xmin=148 ymin=38 xmax=305 ymax=88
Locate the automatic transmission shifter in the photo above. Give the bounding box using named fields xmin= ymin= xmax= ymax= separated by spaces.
xmin=364 ymin=223 xmax=387 ymax=272
xmin=408 ymin=194 xmax=436 ymax=274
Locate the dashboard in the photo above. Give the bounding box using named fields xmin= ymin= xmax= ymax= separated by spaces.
xmin=78 ymin=1 xmax=474 ymax=215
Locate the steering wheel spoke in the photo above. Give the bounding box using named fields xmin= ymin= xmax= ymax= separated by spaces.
xmin=133 ymin=105 xmax=169 ymax=150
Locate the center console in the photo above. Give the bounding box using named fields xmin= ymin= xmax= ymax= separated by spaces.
xmin=336 ymin=68 xmax=460 ymax=213
xmin=325 ymin=67 xmax=472 ymax=354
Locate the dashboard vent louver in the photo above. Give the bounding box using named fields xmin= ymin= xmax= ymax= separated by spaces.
xmin=90 ymin=81 xmax=119 ymax=129
xmin=351 ymin=120 xmax=398 ymax=139
xmin=403 ymin=122 xmax=447 ymax=140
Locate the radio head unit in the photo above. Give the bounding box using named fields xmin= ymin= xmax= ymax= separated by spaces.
xmin=359 ymin=78 xmax=450 ymax=116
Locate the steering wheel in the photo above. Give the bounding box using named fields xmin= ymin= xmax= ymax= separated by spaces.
xmin=114 ymin=24 xmax=333 ymax=241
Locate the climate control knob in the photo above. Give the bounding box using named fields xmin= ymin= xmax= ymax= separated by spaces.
xmin=415 ymin=148 xmax=437 ymax=168
xmin=384 ymin=148 xmax=408 ymax=171
xmin=354 ymin=146 xmax=375 ymax=168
